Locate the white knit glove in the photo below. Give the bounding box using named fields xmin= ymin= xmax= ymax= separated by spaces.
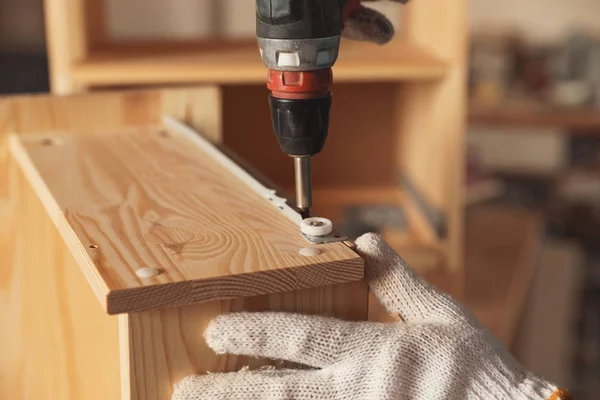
xmin=173 ymin=234 xmax=568 ymax=400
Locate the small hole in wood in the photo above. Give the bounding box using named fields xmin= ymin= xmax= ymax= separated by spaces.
xmin=89 ymin=244 xmax=99 ymax=249
xmin=41 ymin=138 xmax=64 ymax=146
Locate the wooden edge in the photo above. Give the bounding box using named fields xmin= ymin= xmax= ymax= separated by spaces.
xmin=106 ymin=257 xmax=363 ymax=315
xmin=7 ymin=134 xmax=111 ymax=308
xmin=69 ymin=41 xmax=448 ymax=87
xmin=119 ymin=314 xmax=132 ymax=400
xmin=10 ymin=128 xmax=364 ymax=315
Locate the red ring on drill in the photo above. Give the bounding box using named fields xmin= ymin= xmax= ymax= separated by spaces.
xmin=265 ymin=0 xmax=359 ymax=100
xmin=267 ymin=69 xmax=333 ymax=99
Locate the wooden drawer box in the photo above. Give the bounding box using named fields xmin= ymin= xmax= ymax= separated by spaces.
xmin=0 ymin=87 xmax=373 ymax=400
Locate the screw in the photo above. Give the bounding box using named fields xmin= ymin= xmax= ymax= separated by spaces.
xmin=309 ymin=221 xmax=325 ymax=227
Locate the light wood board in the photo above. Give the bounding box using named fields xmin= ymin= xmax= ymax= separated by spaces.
xmin=1 ymin=88 xmax=369 ymax=400
xmin=10 ymin=128 xmax=363 ymax=314
xmin=0 ymin=86 xmax=222 ymax=143
xmin=0 ymin=162 xmax=121 ymax=399
xmin=0 ymin=87 xmax=222 ymax=399
xmin=70 ymin=41 xmax=446 ymax=86
xmin=124 ymin=280 xmax=368 ymax=400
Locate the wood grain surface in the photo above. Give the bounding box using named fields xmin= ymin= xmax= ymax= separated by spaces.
xmin=0 ymin=88 xmax=369 ymax=400
xmin=10 ymin=128 xmax=363 ymax=314
xmin=0 ymin=88 xmax=220 ymax=399
xmin=0 ymin=87 xmax=221 ymax=143
xmin=124 ymin=280 xmax=368 ymax=400
xmin=0 ymin=162 xmax=121 ymax=399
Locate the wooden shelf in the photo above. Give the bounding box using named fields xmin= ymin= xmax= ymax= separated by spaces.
xmin=469 ymin=105 xmax=600 ymax=131
xmin=310 ymin=186 xmax=451 ymax=290
xmin=71 ymin=40 xmax=447 ymax=87
xmin=311 ymin=186 xmax=428 ymax=242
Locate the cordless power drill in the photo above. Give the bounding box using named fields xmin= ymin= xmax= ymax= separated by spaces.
xmin=256 ymin=0 xmax=361 ymax=219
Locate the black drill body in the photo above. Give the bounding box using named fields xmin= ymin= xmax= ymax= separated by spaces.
xmin=256 ymin=0 xmax=345 ymax=158
xmin=256 ymin=0 xmax=347 ymax=215
xmin=256 ymin=0 xmax=344 ymax=40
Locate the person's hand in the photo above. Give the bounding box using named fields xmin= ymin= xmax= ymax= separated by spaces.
xmin=343 ymin=0 xmax=409 ymax=45
xmin=173 ymin=233 xmax=571 ymax=400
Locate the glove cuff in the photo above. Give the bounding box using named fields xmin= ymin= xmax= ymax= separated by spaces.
xmin=547 ymin=388 xmax=574 ymax=400
xmin=512 ymin=372 xmax=560 ymax=400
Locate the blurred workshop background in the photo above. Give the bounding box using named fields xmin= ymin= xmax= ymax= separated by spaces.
xmin=2 ymin=0 xmax=600 ymax=398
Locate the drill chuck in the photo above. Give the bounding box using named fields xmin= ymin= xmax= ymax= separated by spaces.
xmin=256 ymin=0 xmax=356 ymax=215
xmin=267 ymin=68 xmax=333 ymax=157
xmin=269 ymin=94 xmax=331 ymax=157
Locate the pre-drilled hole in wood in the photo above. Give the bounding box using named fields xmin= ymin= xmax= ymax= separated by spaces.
xmin=41 ymin=138 xmax=64 ymax=146
xmin=89 ymin=244 xmax=99 ymax=249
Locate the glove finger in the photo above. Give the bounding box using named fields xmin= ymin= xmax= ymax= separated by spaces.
xmin=172 ymin=369 xmax=329 ymax=400
xmin=205 ymin=312 xmax=360 ymax=368
xmin=356 ymin=233 xmax=473 ymax=324
xmin=342 ymin=6 xmax=395 ymax=45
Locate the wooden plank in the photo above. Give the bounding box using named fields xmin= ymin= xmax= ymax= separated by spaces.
xmin=469 ymin=105 xmax=600 ymax=131
xmin=397 ymin=0 xmax=468 ymax=283
xmin=10 ymin=128 xmax=363 ymax=314
xmin=124 ymin=280 xmax=368 ymax=400
xmin=0 ymin=161 xmax=121 ymax=400
xmin=71 ymin=41 xmax=446 ymax=86
xmin=0 ymin=87 xmax=221 ymax=143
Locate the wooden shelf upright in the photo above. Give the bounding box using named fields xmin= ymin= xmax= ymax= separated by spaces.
xmin=0 ymin=1 xmax=468 ymax=399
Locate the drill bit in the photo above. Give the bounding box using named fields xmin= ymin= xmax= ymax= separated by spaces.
xmin=294 ymin=157 xmax=312 ymax=219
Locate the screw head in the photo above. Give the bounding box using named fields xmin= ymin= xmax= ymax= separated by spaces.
xmin=309 ymin=221 xmax=325 ymax=227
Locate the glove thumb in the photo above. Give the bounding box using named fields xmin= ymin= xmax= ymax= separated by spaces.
xmin=356 ymin=233 xmax=472 ymax=324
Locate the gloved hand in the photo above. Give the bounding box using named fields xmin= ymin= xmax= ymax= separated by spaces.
xmin=342 ymin=0 xmax=409 ymax=45
xmin=172 ymin=233 xmax=570 ymax=400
